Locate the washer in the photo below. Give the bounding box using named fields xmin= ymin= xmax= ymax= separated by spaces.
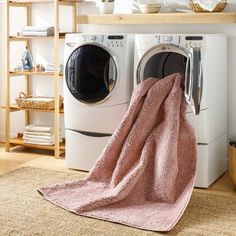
xmin=134 ymin=34 xmax=227 ymax=188
xmin=64 ymin=33 xmax=134 ymax=171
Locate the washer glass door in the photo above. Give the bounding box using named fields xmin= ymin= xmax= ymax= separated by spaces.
xmin=65 ymin=44 xmax=117 ymax=104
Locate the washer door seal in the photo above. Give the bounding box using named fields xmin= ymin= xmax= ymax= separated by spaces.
xmin=65 ymin=44 xmax=117 ymax=104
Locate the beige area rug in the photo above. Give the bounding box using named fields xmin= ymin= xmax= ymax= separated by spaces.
xmin=0 ymin=167 xmax=236 ymax=236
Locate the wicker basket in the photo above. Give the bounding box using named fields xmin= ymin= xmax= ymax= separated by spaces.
xmin=189 ymin=0 xmax=227 ymax=12
xmin=16 ymin=92 xmax=63 ymax=110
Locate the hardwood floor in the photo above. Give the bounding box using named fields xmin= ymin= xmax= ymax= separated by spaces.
xmin=0 ymin=144 xmax=235 ymax=195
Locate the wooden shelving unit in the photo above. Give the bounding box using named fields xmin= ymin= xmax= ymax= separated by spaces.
xmin=5 ymin=0 xmax=77 ymax=158
xmin=9 ymin=35 xmax=65 ymax=41
xmin=9 ymin=71 xmax=63 ymax=78
xmin=9 ymin=0 xmax=76 ymax=6
xmin=76 ymin=12 xmax=236 ymax=25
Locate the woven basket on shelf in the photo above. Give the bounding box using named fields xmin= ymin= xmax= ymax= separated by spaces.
xmin=15 ymin=92 xmax=63 ymax=110
xmin=189 ymin=0 xmax=227 ymax=12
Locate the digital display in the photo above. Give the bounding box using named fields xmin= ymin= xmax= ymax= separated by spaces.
xmin=108 ymin=36 xmax=124 ymax=40
xmin=185 ymin=36 xmax=203 ymax=41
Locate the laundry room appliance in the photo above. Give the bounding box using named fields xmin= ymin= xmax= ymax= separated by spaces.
xmin=64 ymin=33 xmax=134 ymax=171
xmin=134 ymin=34 xmax=227 ymax=188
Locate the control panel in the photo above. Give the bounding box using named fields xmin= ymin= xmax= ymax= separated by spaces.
xmin=73 ymin=34 xmax=126 ymax=48
xmin=104 ymin=35 xmax=125 ymax=48
xmin=155 ymin=35 xmax=204 ymax=50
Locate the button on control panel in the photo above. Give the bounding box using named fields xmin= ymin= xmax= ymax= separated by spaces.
xmin=106 ymin=40 xmax=124 ymax=47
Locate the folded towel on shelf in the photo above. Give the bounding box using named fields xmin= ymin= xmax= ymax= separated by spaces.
xmin=24 ymin=125 xmax=54 ymax=133
xmin=20 ymin=27 xmax=54 ymax=37
xmin=25 ymin=137 xmax=62 ymax=142
xmin=20 ymin=31 xmax=49 ymax=37
xmin=23 ymin=124 xmax=62 ymax=146
xmin=23 ymin=134 xmax=55 ymax=141
xmin=24 ymin=139 xmax=55 ymax=146
xmin=24 ymin=137 xmax=63 ymax=146
xmin=24 ymin=131 xmax=54 ymax=137
xmin=45 ymin=64 xmax=64 ymax=73
xmin=22 ymin=26 xmax=54 ymax=32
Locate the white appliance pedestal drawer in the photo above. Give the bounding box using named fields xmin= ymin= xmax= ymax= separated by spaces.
xmin=186 ymin=108 xmax=227 ymax=145
xmin=195 ymin=133 xmax=227 ymax=188
xmin=65 ymin=130 xmax=111 ymax=171
xmin=66 ymin=131 xmax=227 ymax=188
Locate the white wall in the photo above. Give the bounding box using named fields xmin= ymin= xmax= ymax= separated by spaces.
xmin=1 ymin=0 xmax=236 ymax=141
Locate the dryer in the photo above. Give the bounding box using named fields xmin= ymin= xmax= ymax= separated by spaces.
xmin=134 ymin=34 xmax=227 ymax=188
xmin=64 ymin=33 xmax=134 ymax=171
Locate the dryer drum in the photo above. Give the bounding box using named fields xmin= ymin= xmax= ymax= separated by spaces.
xmin=65 ymin=44 xmax=117 ymax=104
xmin=138 ymin=51 xmax=187 ymax=84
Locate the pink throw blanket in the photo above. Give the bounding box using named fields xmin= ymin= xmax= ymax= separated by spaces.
xmin=38 ymin=73 xmax=197 ymax=232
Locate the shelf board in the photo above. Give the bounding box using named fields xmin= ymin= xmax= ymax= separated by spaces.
xmin=10 ymin=133 xmax=65 ymax=151
xmin=2 ymin=104 xmax=64 ymax=114
xmin=9 ymin=71 xmax=63 ymax=78
xmin=76 ymin=12 xmax=236 ymax=25
xmin=9 ymin=0 xmax=76 ymax=7
xmin=9 ymin=35 xmax=65 ymax=41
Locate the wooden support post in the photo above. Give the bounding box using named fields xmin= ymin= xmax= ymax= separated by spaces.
xmin=54 ymin=0 xmax=60 ymax=158
xmin=5 ymin=0 xmax=10 ymax=152
xmin=72 ymin=2 xmax=77 ymax=33
xmin=25 ymin=5 xmax=31 ymax=126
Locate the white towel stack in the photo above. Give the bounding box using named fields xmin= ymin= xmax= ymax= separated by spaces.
xmin=23 ymin=125 xmax=61 ymax=146
xmin=45 ymin=64 xmax=64 ymax=73
xmin=20 ymin=26 xmax=54 ymax=37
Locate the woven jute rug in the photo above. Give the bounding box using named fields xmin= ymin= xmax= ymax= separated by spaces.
xmin=0 ymin=167 xmax=236 ymax=236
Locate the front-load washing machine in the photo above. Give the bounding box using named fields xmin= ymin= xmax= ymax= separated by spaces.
xmin=134 ymin=34 xmax=227 ymax=188
xmin=64 ymin=33 xmax=134 ymax=171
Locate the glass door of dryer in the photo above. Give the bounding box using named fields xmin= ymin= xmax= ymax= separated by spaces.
xmin=137 ymin=45 xmax=203 ymax=115
xmin=65 ymin=44 xmax=117 ymax=104
xmin=185 ymin=47 xmax=203 ymax=115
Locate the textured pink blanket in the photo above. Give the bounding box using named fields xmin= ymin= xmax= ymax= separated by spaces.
xmin=38 ymin=73 xmax=197 ymax=232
